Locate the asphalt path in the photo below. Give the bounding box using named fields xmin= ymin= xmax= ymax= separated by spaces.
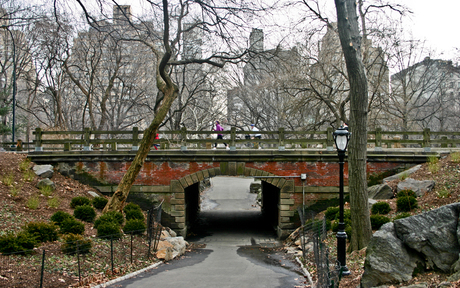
xmin=107 ymin=176 xmax=305 ymax=288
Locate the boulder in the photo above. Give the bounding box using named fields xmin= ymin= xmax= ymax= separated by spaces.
xmin=36 ymin=178 xmax=56 ymax=191
xmin=155 ymin=240 xmax=174 ymax=261
xmin=33 ymin=165 xmax=54 ymax=178
xmin=368 ymin=184 xmax=393 ymax=199
xmin=394 ymin=203 xmax=460 ymax=272
xmin=361 ymin=223 xmax=425 ymax=288
xmin=396 ymin=178 xmax=435 ymax=197
xmin=383 ymin=165 xmax=422 ymax=183
xmin=164 ymin=236 xmax=187 ymax=258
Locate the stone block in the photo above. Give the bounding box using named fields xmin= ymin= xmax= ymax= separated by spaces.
xmin=191 ymin=173 xmax=199 ymax=184
xmin=279 ymin=204 xmax=291 ymax=211
xmin=280 ymin=199 xmax=295 ymax=205
xmin=174 ymin=204 xmax=185 ymax=211
xmin=237 ymin=162 xmax=246 ymax=175
xmin=228 ymin=162 xmax=237 ymax=175
xmin=170 ymin=199 xmax=185 ymax=205
xmin=280 ymin=210 xmax=295 ymax=217
xmin=174 ymin=192 xmax=185 ymax=199
xmin=170 ymin=180 xmax=184 ymax=193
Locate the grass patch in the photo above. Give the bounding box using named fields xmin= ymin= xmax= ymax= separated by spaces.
xmin=427 ymin=156 xmax=440 ymax=174
xmin=26 ymin=195 xmax=40 ymax=210
xmin=437 ymin=188 xmax=451 ymax=199
xmin=2 ymin=173 xmax=14 ymax=186
xmin=10 ymin=184 xmax=22 ymax=197
xmin=451 ymin=152 xmax=460 ymax=163
xmin=19 ymin=158 xmax=31 ymax=171
xmin=23 ymin=170 xmax=35 ymax=182
xmin=48 ymin=196 xmax=60 ymax=208
xmin=40 ymin=185 xmax=54 ymax=197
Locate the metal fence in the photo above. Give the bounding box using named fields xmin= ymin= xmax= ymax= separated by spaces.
xmin=0 ymin=204 xmax=163 ymax=288
xmin=297 ymin=207 xmax=340 ymax=288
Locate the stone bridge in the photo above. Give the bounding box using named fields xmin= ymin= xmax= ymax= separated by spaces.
xmin=28 ymin=149 xmax=437 ymax=238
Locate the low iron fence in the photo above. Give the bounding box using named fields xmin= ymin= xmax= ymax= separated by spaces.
xmin=297 ymin=207 xmax=340 ymax=288
xmin=0 ymin=204 xmax=163 ymax=288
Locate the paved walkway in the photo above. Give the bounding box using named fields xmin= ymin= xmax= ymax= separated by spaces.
xmin=107 ymin=176 xmax=304 ymax=288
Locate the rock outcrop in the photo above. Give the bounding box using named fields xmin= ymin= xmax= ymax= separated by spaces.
xmin=361 ymin=203 xmax=460 ymax=287
xmin=396 ymin=178 xmax=435 ymax=197
xmin=368 ymin=184 xmax=393 ymax=199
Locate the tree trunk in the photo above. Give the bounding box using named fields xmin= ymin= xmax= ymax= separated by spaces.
xmin=334 ymin=0 xmax=372 ymax=251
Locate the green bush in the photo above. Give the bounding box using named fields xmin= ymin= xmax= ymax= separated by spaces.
xmin=123 ymin=202 xmax=142 ymax=214
xmin=0 ymin=231 xmax=37 ymax=254
xmin=396 ymin=189 xmax=417 ymax=199
xmin=73 ymin=205 xmax=96 ymax=223
xmin=92 ymin=197 xmax=108 ymax=210
xmin=23 ymin=221 xmax=59 ymax=243
xmin=59 ymin=218 xmax=85 ymax=235
xmin=61 ymin=234 xmax=92 ymax=255
xmin=370 ymin=215 xmax=390 ymax=230
xmin=371 ymin=202 xmax=391 ymax=215
xmin=325 ymin=207 xmax=340 ymax=221
xmin=396 ymin=196 xmax=418 ymax=212
xmin=70 ymin=196 xmax=91 ymax=209
xmin=393 ymin=212 xmax=412 ymax=221
xmin=124 ymin=219 xmax=146 ymax=235
xmin=96 ymin=222 xmax=122 ymax=239
xmin=50 ymin=211 xmax=74 ymax=225
xmin=94 ymin=211 xmax=124 ymax=229
xmin=125 ymin=209 xmax=145 ymax=221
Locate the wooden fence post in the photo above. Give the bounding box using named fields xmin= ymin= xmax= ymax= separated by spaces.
xmin=34 ymin=128 xmax=43 ymax=151
xmin=326 ymin=127 xmax=334 ymax=151
xmin=230 ymin=127 xmax=236 ymax=150
xmin=181 ymin=127 xmax=187 ymax=151
xmin=441 ymin=136 xmax=448 ymax=148
xmin=278 ymin=128 xmax=285 ymax=151
xmin=132 ymin=127 xmax=139 ymax=151
xmin=423 ymin=128 xmax=431 ymax=152
xmin=83 ymin=128 xmax=92 ymax=151
xmin=375 ymin=127 xmax=382 ymax=151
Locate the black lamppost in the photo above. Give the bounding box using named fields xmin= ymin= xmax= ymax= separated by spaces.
xmin=333 ymin=126 xmax=351 ymax=276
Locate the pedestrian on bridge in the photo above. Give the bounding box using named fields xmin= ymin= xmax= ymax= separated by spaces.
xmin=213 ymin=121 xmax=229 ymax=150
xmin=250 ymin=124 xmax=262 ymax=149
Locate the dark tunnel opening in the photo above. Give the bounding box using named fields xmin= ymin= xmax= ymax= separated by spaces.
xmin=185 ymin=177 xmax=280 ymax=240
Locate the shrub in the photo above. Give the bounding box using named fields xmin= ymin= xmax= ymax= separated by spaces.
xmin=61 ymin=234 xmax=92 ymax=255
xmin=94 ymin=211 xmax=124 ymax=229
xmin=371 ymin=202 xmax=391 ymax=215
xmin=23 ymin=221 xmax=59 ymax=243
xmin=0 ymin=231 xmax=37 ymax=254
xmin=396 ymin=196 xmax=418 ymax=212
xmin=124 ymin=219 xmax=146 ymax=235
xmin=10 ymin=184 xmax=21 ymax=197
xmin=125 ymin=209 xmax=145 ymax=221
xmin=96 ymin=222 xmax=122 ymax=239
xmin=51 ymin=211 xmax=74 ymax=225
xmin=73 ymin=205 xmax=96 ymax=222
xmin=393 ymin=212 xmax=412 ymax=221
xmin=59 ymin=218 xmax=85 ymax=235
xmin=427 ymin=156 xmax=440 ymax=173
xmin=70 ymin=196 xmax=91 ymax=209
xmin=370 ymin=215 xmax=390 ymax=230
xmin=123 ymin=202 xmax=142 ymax=214
xmin=92 ymin=197 xmax=108 ymax=210
xmin=19 ymin=158 xmax=31 ymax=171
xmin=325 ymin=207 xmax=340 ymax=221
xmin=39 ymin=185 xmax=54 ymax=197
xmin=396 ymin=189 xmax=417 ymax=198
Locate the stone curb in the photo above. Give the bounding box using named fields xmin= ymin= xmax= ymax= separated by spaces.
xmin=92 ymin=261 xmax=163 ymax=288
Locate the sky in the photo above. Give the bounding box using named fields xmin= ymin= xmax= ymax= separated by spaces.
xmin=399 ymin=0 xmax=459 ymax=59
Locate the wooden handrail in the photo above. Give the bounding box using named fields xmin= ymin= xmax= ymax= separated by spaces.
xmin=0 ymin=127 xmax=457 ymax=152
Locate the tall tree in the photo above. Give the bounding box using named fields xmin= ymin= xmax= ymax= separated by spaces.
xmin=334 ymin=0 xmax=372 ymax=251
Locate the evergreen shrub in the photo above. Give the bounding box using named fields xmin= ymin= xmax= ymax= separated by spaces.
xmin=124 ymin=219 xmax=146 ymax=235
xmin=371 ymin=202 xmax=391 ymax=215
xmin=23 ymin=221 xmax=59 ymax=243
xmin=92 ymin=197 xmax=108 ymax=210
xmin=59 ymin=218 xmax=85 ymax=235
xmin=0 ymin=231 xmax=37 ymax=254
xmin=70 ymin=196 xmax=91 ymax=209
xmin=73 ymin=205 xmax=96 ymax=222
xmin=370 ymin=215 xmax=390 ymax=230
xmin=61 ymin=233 xmax=92 ymax=255
xmin=94 ymin=211 xmax=124 ymax=229
xmin=51 ymin=211 xmax=74 ymax=225
xmin=96 ymin=222 xmax=122 ymax=239
xmin=325 ymin=206 xmax=340 ymax=221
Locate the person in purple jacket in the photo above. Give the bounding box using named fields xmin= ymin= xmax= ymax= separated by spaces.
xmin=213 ymin=121 xmax=229 ymax=150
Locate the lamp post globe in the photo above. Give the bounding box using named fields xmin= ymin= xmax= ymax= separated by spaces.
xmin=333 ymin=126 xmax=351 ymax=276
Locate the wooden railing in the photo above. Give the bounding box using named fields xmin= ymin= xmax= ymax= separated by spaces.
xmin=2 ymin=127 xmax=460 ymax=152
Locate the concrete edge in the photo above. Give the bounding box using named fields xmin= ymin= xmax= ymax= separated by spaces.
xmin=92 ymin=261 xmax=163 ymax=288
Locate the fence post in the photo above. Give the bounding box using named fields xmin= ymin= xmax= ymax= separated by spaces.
xmin=423 ymin=128 xmax=431 ymax=152
xmin=111 ymin=236 xmax=114 ymax=274
xmin=34 ymin=128 xmax=43 ymax=152
xmin=83 ymin=128 xmax=92 ymax=151
xmin=40 ymin=249 xmax=45 ymax=288
xmin=181 ymin=127 xmax=187 ymax=151
xmin=375 ymin=127 xmax=382 ymax=151
xmin=230 ymin=127 xmax=236 ymax=151
xmin=326 ymin=127 xmax=334 ymax=151
xmin=441 ymin=136 xmax=448 ymax=148
xmin=278 ymin=128 xmax=285 ymax=151
xmin=132 ymin=127 xmax=139 ymax=151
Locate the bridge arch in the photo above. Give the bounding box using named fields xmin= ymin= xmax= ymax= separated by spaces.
xmin=170 ymin=166 xmax=295 ymax=238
